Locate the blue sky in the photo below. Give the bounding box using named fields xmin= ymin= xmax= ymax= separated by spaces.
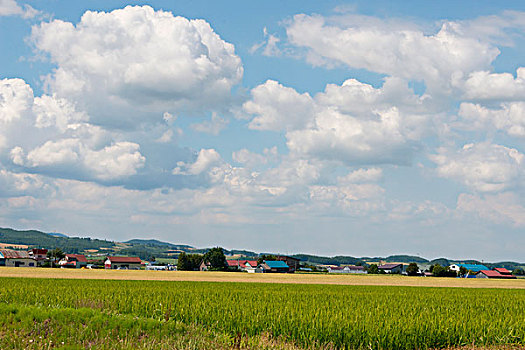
xmin=1 ymin=0 xmax=525 ymax=261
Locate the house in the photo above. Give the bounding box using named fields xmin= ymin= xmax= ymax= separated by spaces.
xmin=477 ymin=270 xmax=516 ymax=279
xmin=104 ymin=256 xmax=142 ymax=270
xmin=378 ymin=263 xmax=403 ymax=274
xmin=58 ymin=254 xmax=87 ymax=268
xmin=449 ymin=264 xmax=488 ymax=274
xmin=493 ymin=267 xmax=513 ymax=276
xmin=327 ymin=266 xmax=348 ymax=273
xmin=275 ymin=255 xmax=300 ymax=273
xmin=28 ymin=248 xmax=48 ymax=266
xmin=226 ymin=260 xmax=259 ymax=273
xmin=259 ymin=260 xmax=290 ymax=273
xmin=0 ymin=249 xmax=36 ymax=267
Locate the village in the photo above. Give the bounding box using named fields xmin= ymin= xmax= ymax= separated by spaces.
xmin=0 ymin=247 xmax=518 ymax=279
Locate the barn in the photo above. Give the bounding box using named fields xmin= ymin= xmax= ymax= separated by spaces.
xmin=104 ymin=256 xmax=142 ymax=270
xmin=0 ymin=249 xmax=35 ymax=267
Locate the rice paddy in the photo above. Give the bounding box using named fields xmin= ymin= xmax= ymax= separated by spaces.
xmin=0 ymin=275 xmax=524 ymax=349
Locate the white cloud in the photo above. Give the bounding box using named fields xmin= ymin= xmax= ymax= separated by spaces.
xmin=458 ymin=102 xmax=525 ymax=137
xmin=286 ymin=14 xmax=499 ymax=94
xmin=173 ymin=148 xmax=223 ymax=175
xmin=31 ymin=5 xmax=243 ymax=125
xmin=83 ymin=142 xmax=146 ymax=180
xmin=33 ymin=94 xmax=88 ymax=132
xmin=462 ymin=68 xmax=525 ymax=101
xmin=0 ymin=78 xmax=33 ymax=124
xmin=0 ymin=0 xmax=38 ymax=18
xmin=431 ymin=143 xmax=524 ymax=193
xmin=457 ymin=192 xmax=525 ymax=227
xmin=244 ymin=78 xmax=431 ymax=166
xmin=232 ymin=147 xmax=278 ymax=168
xmin=190 ymin=113 xmax=229 ymax=135
xmin=244 ymin=80 xmax=315 ymax=131
xmin=337 ymin=168 xmax=383 ymax=184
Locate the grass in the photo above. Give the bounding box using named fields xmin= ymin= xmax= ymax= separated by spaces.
xmin=0 ymin=277 xmax=524 ymax=349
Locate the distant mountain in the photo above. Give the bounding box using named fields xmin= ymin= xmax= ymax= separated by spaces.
xmin=47 ymin=232 xmax=68 ymax=238
xmin=124 ymin=239 xmax=193 ymax=250
xmin=0 ymin=227 xmax=114 ymax=253
xmin=384 ymin=255 xmax=429 ymax=263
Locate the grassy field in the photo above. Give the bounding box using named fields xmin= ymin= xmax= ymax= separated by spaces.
xmin=0 ymin=275 xmax=524 ymax=349
xmin=0 ymin=267 xmax=524 ymax=289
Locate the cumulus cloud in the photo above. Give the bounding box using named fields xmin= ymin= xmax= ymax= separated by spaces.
xmin=244 ymin=77 xmax=431 ymax=166
xmin=0 ymin=78 xmax=146 ymax=182
xmin=431 ymin=143 xmax=524 ymax=193
xmin=337 ymin=168 xmax=383 ymax=184
xmin=458 ymin=192 xmax=525 ymax=227
xmin=286 ymin=13 xmax=499 ymax=94
xmin=31 ymin=5 xmax=243 ymax=125
xmin=462 ymin=68 xmax=525 ymax=101
xmin=0 ymin=0 xmax=38 ymax=18
xmin=232 ymin=147 xmax=278 ymax=168
xmin=458 ymin=102 xmax=525 ymax=137
xmin=243 ymin=80 xmax=315 ymax=131
xmin=173 ymin=148 xmax=223 ymax=175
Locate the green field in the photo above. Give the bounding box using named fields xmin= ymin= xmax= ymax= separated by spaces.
xmin=0 ymin=277 xmax=524 ymax=349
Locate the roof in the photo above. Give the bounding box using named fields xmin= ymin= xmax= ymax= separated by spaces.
xmin=106 ymin=256 xmax=142 ymax=264
xmin=66 ymin=254 xmax=87 ymax=263
xmin=277 ymin=255 xmax=300 ymax=262
xmin=494 ymin=267 xmax=512 ymax=275
xmin=346 ymin=265 xmax=365 ymax=270
xmin=31 ymin=248 xmax=48 ymax=254
xmin=479 ymin=270 xmax=516 ymax=279
xmin=226 ymin=260 xmax=240 ymax=267
xmin=329 ymin=266 xmax=345 ymax=270
xmin=378 ymin=263 xmax=402 ymax=269
xmin=0 ymin=249 xmax=31 ymax=259
xmin=455 ymin=263 xmax=489 ymax=272
xmin=244 ymin=260 xmax=258 ymax=267
xmin=264 ymin=260 xmax=289 ymax=269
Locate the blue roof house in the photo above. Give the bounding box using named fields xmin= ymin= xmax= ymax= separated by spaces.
xmin=260 ymin=260 xmax=290 ymax=273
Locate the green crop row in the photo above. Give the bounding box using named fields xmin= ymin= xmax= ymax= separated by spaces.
xmin=0 ymin=277 xmax=524 ymax=349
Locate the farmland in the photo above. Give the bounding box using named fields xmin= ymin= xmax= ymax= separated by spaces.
xmin=0 ymin=276 xmax=524 ymax=349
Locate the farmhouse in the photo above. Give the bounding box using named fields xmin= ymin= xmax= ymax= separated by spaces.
xmin=28 ymin=248 xmax=48 ymax=266
xmin=0 ymin=249 xmax=35 ymax=267
xmin=259 ymin=260 xmax=290 ymax=273
xmin=104 ymin=256 xmax=142 ymax=270
xmin=449 ymin=263 xmax=488 ymax=274
xmin=275 ymin=255 xmax=300 ymax=272
xmin=327 ymin=265 xmax=366 ymax=274
xmin=58 ymin=254 xmax=88 ymax=268
xmin=226 ymin=260 xmax=259 ymax=273
xmin=476 ymin=269 xmax=516 ymax=279
xmin=378 ymin=263 xmax=403 ymax=274
xmin=493 ymin=267 xmax=513 ymax=276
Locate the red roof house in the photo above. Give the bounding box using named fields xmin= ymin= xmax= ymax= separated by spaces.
xmin=477 ymin=270 xmax=516 ymax=279
xmin=493 ymin=267 xmax=513 ymax=275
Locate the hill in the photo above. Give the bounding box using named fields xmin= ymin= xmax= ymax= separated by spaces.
xmin=124 ymin=239 xmax=193 ymax=250
xmin=0 ymin=227 xmax=115 ymax=253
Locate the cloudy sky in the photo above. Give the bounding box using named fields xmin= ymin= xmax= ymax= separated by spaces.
xmin=1 ymin=0 xmax=524 ymax=261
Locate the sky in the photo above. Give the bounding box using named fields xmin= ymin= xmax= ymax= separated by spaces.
xmin=1 ymin=0 xmax=525 ymax=261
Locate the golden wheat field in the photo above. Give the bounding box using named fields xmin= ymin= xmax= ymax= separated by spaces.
xmin=0 ymin=267 xmax=523 ymax=289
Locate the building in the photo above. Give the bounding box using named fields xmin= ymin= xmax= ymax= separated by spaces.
xmin=28 ymin=248 xmax=48 ymax=266
xmin=449 ymin=264 xmax=489 ymax=274
xmin=477 ymin=270 xmax=516 ymax=279
xmin=327 ymin=266 xmax=348 ymax=273
xmin=199 ymin=260 xmax=211 ymax=271
xmin=104 ymin=256 xmax=142 ymax=270
xmin=378 ymin=263 xmax=403 ymax=274
xmin=275 ymin=255 xmax=300 ymax=273
xmin=493 ymin=267 xmax=513 ymax=276
xmin=0 ymin=249 xmax=35 ymax=267
xmin=259 ymin=260 xmax=290 ymax=273
xmin=58 ymin=254 xmax=87 ymax=268
xmin=226 ymin=259 xmax=259 ymax=273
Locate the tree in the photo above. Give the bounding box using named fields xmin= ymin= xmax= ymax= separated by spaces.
xmin=431 ymin=264 xmax=457 ymax=277
xmin=512 ymin=268 xmax=525 ymax=276
xmin=46 ymin=248 xmax=65 ymax=268
xmin=177 ymin=252 xmax=202 ymax=271
xmin=203 ymin=247 xmax=227 ymax=271
xmin=459 ymin=266 xmax=468 ymax=277
xmin=406 ymin=263 xmax=420 ymax=276
xmin=367 ymin=264 xmax=379 ymax=274
xmin=257 ymin=254 xmax=278 ymax=265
